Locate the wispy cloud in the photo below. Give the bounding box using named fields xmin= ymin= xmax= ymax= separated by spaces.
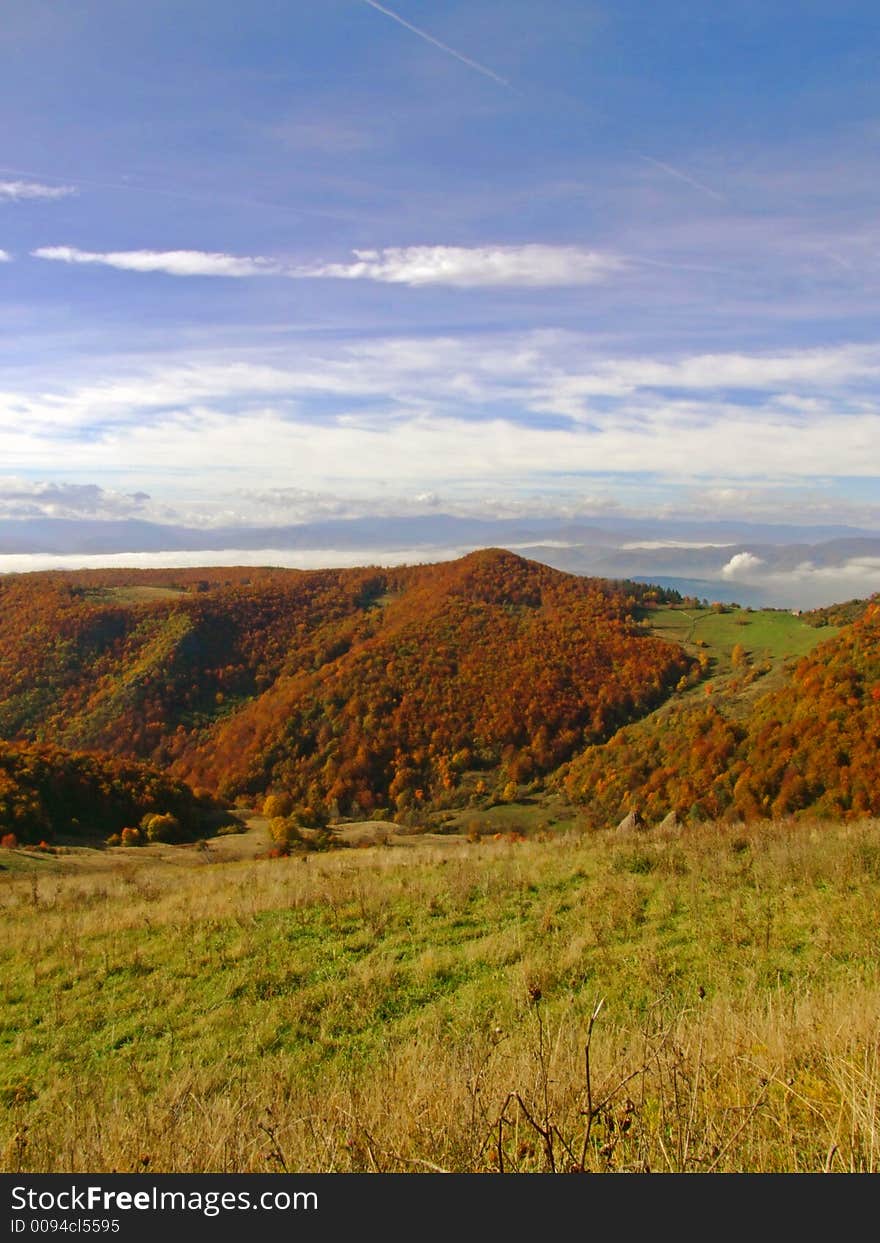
xmin=6 ymin=334 xmax=880 ymax=440
xmin=0 ymin=250 xmax=10 ymax=263
xmin=529 ymin=343 xmax=880 ymax=418
xmin=33 ymin=242 xmax=625 ymax=288
xmin=360 ymin=0 xmax=511 ymax=88
xmin=299 ymin=244 xmax=624 ymax=287
xmin=0 ymin=180 xmax=77 ymax=202
xmin=32 ymin=246 xmax=281 ymax=277
xmin=6 ymin=400 xmax=878 ymax=491
xmin=4 ymin=333 xmax=880 ymax=497
xmin=0 ymin=180 xmax=77 ymax=203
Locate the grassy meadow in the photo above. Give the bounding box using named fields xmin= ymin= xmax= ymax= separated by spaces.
xmin=644 ymin=603 xmax=834 ymax=659
xmin=1 ymin=815 xmax=879 ymax=1173
xmin=644 ymin=603 xmax=837 ymax=685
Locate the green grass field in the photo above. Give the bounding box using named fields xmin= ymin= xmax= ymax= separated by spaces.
xmin=2 ymin=817 xmax=878 ymax=1173
xmin=637 ymin=605 xmax=840 ymax=719
xmin=645 ymin=604 xmax=836 ymax=668
xmin=84 ymin=585 xmax=190 ymax=605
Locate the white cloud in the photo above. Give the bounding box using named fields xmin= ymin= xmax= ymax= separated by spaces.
xmin=4 ymin=334 xmax=880 ymax=514
xmin=712 ymin=553 xmax=880 ymax=608
xmin=623 ymin=541 xmax=736 ymax=551
xmin=300 ymin=244 xmax=624 ymax=287
xmin=624 ymin=347 xmax=879 ymax=391
xmin=530 ymin=344 xmax=880 ymax=419
xmin=792 ymin=557 xmax=880 ymax=584
xmin=0 ymin=478 xmax=151 ymax=521
xmin=32 ymin=246 xmax=281 ymax=277
xmin=0 ymin=476 xmax=623 ymax=533
xmin=5 ymin=401 xmax=880 ymax=491
xmin=32 ymin=242 xmax=624 ymax=287
xmin=0 ymin=180 xmax=76 ymax=202
xmin=0 ymin=250 xmax=9 ymax=263
xmin=668 ymin=484 xmax=880 ymax=529
xmin=721 ymin=551 xmax=766 ymax=579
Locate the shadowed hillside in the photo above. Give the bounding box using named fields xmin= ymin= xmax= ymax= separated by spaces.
xmin=0 ymin=740 xmax=209 ymax=843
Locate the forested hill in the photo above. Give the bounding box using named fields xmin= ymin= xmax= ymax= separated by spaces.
xmin=0 ymin=551 xmax=690 ymax=815
xmin=563 ymin=600 xmax=880 ymax=825
xmin=4 ymin=550 xmax=876 ymax=831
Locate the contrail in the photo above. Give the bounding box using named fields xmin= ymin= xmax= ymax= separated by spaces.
xmin=626 ymin=253 xmax=732 ymax=277
xmin=360 ymin=0 xmax=511 ymax=88
xmin=636 ymin=153 xmax=725 ymax=202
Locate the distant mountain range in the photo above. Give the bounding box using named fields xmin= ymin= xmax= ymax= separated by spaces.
xmin=2 ymin=512 xmax=880 ymax=609
xmin=1 ymin=513 xmax=877 ymax=554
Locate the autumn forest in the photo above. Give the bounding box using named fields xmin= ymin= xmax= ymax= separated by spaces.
xmin=0 ymin=548 xmax=877 ymax=843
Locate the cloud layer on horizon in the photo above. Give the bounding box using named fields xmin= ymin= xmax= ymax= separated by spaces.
xmin=3 ymin=333 xmax=880 ymax=500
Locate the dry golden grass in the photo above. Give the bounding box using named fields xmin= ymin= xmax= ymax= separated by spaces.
xmin=1 ymin=818 xmax=879 ymax=1172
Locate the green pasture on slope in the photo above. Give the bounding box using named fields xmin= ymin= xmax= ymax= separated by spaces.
xmin=644 ymin=605 xmax=838 ymax=670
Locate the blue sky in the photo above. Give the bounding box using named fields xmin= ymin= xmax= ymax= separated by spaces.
xmin=2 ymin=0 xmax=880 ymax=537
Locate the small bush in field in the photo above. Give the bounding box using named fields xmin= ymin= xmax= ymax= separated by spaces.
xmin=268 ymin=816 xmax=300 ymax=846
xmin=120 ymin=827 xmax=142 ymax=847
xmin=105 ymin=833 xmax=122 ymax=847
xmin=1 ymin=832 xmax=18 ymax=849
xmin=143 ymin=813 xmax=181 ymax=843
xmin=263 ymin=792 xmax=294 ymax=819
